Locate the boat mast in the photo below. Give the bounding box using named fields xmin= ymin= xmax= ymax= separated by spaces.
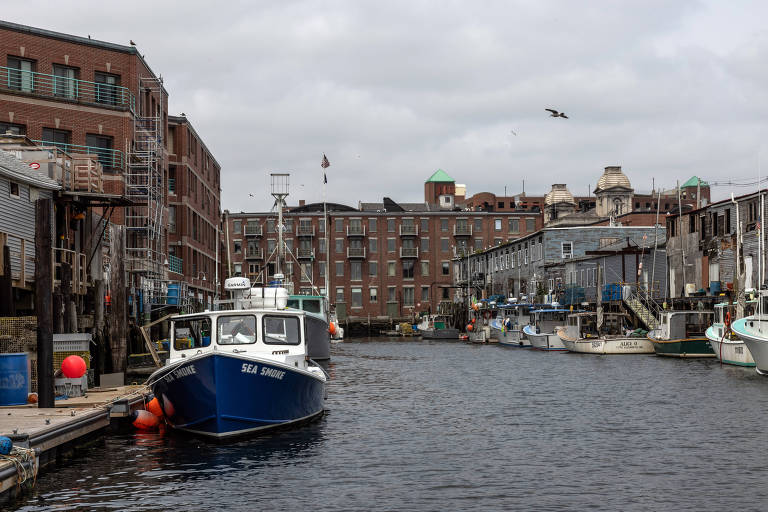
xmin=732 ymin=194 xmax=744 ymax=319
xmin=678 ymin=181 xmax=687 ymax=298
xmin=651 ymin=189 xmax=661 ymax=299
xmin=271 ymin=173 xmax=289 ymax=282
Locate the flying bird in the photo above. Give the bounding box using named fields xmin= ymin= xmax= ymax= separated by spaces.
xmin=545 ymin=108 xmax=568 ymax=119
xmin=510 ymin=129 xmax=517 ymax=136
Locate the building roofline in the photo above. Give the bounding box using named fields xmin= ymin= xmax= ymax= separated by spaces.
xmin=168 ymin=115 xmax=221 ymax=168
xmin=667 ymin=188 xmax=768 ymax=219
xmin=0 ymin=20 xmax=167 ymax=95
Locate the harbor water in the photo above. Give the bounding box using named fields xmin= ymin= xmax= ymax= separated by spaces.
xmin=10 ymin=337 xmax=768 ymax=511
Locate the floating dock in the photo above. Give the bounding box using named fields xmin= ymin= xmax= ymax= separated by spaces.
xmin=0 ymin=385 xmax=150 ymax=503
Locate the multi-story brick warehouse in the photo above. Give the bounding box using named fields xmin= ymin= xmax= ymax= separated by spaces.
xmin=166 ymin=115 xmax=221 ymax=308
xmin=223 ymin=170 xmax=544 ymax=320
xmin=0 ymin=21 xmax=220 ymax=317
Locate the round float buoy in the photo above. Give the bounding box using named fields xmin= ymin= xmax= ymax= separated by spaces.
xmin=0 ymin=436 xmax=12 ymax=455
xmin=61 ymin=355 xmax=87 ymax=379
xmin=146 ymin=397 xmax=164 ymax=418
xmin=329 ymin=322 xmax=337 ymax=336
xmin=131 ymin=409 xmax=160 ymax=430
xmin=27 ymin=393 xmax=38 ymax=404
xmin=471 ymin=318 xmax=476 ymax=324
xmin=467 ymin=324 xmax=473 ymax=332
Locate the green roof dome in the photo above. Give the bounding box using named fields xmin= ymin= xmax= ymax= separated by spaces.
xmin=425 ymin=169 xmax=455 ymax=183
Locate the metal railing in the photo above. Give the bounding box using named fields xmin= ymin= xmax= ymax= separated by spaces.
xmin=399 ymin=225 xmax=418 ymax=236
xmin=245 ymin=224 xmax=262 ymax=236
xmin=400 ymin=247 xmax=419 ymax=258
xmin=246 ymin=248 xmax=264 ymax=259
xmin=0 ymin=65 xmax=136 ymax=111
xmin=347 ymin=225 xmax=366 ymax=236
xmin=296 ymin=225 xmax=315 ymax=236
xmin=296 ymin=248 xmax=314 ymax=259
xmin=32 ymin=140 xmax=125 ymax=171
xmin=454 ymin=225 xmax=473 ymax=236
xmin=347 ymin=247 xmax=366 ymax=258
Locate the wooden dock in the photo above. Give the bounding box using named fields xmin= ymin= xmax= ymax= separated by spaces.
xmin=0 ymin=385 xmax=150 ymax=503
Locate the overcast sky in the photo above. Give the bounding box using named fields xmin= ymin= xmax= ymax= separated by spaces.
xmin=5 ymin=1 xmax=768 ymax=211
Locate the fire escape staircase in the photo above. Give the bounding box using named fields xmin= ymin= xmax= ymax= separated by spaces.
xmin=622 ymin=289 xmax=661 ymax=331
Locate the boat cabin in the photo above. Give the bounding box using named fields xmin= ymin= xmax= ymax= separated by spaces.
xmin=287 ymin=294 xmax=328 ymax=317
xmin=563 ymin=311 xmax=629 ymax=339
xmin=529 ymin=309 xmax=573 ymax=334
xmin=657 ymin=310 xmax=714 ymax=340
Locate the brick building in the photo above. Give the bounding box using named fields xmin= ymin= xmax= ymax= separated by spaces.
xmin=0 ymin=21 xmax=220 ymax=318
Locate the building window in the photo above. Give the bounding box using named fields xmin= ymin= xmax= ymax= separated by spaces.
xmin=351 ymin=288 xmax=363 ymax=308
xmin=369 ymin=218 xmax=377 ymax=232
xmin=319 ymin=261 xmax=326 ymax=277
xmin=336 ymin=287 xmax=345 ymax=304
xmin=387 ymin=238 xmax=395 ymax=252
xmin=421 ymin=218 xmax=429 ymax=233
xmin=0 ymin=122 xmax=26 ymax=136
xmin=336 ymin=261 xmax=344 ymax=276
xmin=319 ymin=218 xmax=325 ymax=233
xmin=403 ymin=260 xmax=414 ymax=279
xmin=388 ymin=286 xmax=396 ymax=302
xmin=474 ymin=218 xmax=482 ymax=232
xmin=421 ymin=261 xmax=429 ymax=276
xmin=319 ymin=238 xmax=326 ymax=254
xmin=94 ymin=71 xmax=120 ymax=105
xmin=9 ymin=182 xmax=20 ymax=199
xmin=495 ymin=219 xmax=502 ymax=231
xmin=52 ymin=64 xmax=77 ymax=99
xmin=442 ymin=287 xmax=449 ymax=300
xmin=474 ymin=238 xmax=483 ymax=250
xmin=509 ymin=219 xmax=519 ymax=233
xmin=369 ymin=238 xmax=377 ymax=253
xmin=233 ymin=240 xmax=242 ymax=254
xmin=442 ymin=262 xmax=450 ymax=275
xmin=369 ymin=261 xmax=378 ymax=276
xmin=370 ymin=287 xmax=378 ymax=303
xmin=421 ymin=286 xmax=429 ymax=302
xmin=168 ymin=206 xmax=176 ymax=233
xmin=234 ymin=263 xmax=242 ymax=276
xmin=386 ymin=218 xmax=395 ymax=232
xmin=441 ymin=238 xmax=450 ymax=252
xmin=440 ymin=218 xmax=449 ymax=232
xmin=526 ymin=218 xmax=535 ymax=232
xmin=335 ymin=238 xmax=344 ymax=254
xmin=351 ymin=261 xmax=362 ymax=281
xmin=267 ymin=219 xmax=275 ymax=233
xmin=7 ymin=57 xmax=34 ymax=92
xmin=41 ymin=127 xmax=71 ymax=150
xmin=388 ymin=261 xmax=396 ymax=277
xmin=562 ymin=242 xmax=573 ymax=259
xmin=335 ymin=218 xmax=344 ymax=232
xmin=268 ymin=239 xmax=276 ymax=254
xmin=300 ymin=262 xmax=312 ymax=282
xmin=420 ymin=237 xmax=429 ymax=252
xmin=85 ymin=134 xmax=115 ymax=170
xmin=403 ymin=287 xmax=415 ymax=307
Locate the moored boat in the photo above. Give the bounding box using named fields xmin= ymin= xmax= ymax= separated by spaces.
xmin=523 ymin=308 xmax=571 ymax=351
xmin=731 ymin=312 xmax=768 ymax=374
xmin=648 ymin=310 xmax=715 ymax=357
xmin=705 ymin=302 xmax=755 ymax=367
xmin=417 ymin=314 xmax=460 ymax=340
xmin=557 ymin=311 xmax=654 ymax=354
xmin=492 ymin=303 xmax=533 ymax=347
xmin=147 ymin=278 xmax=327 ymax=438
xmin=287 ymin=294 xmax=331 ymax=359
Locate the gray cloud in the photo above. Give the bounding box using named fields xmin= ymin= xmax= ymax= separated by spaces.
xmin=4 ymin=0 xmax=768 ymax=210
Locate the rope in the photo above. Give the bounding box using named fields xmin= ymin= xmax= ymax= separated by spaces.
xmin=0 ymin=446 xmax=38 ymax=487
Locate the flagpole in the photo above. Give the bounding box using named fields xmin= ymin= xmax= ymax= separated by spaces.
xmin=324 ymin=170 xmax=329 ymax=299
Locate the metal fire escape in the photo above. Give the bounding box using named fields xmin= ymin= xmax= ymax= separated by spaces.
xmin=125 ymin=76 xmax=166 ymax=317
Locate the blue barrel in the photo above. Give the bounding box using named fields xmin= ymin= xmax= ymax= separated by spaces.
xmin=0 ymin=353 xmax=28 ymax=406
xmin=710 ymin=281 xmax=721 ymax=294
xmin=167 ymin=283 xmax=179 ymax=305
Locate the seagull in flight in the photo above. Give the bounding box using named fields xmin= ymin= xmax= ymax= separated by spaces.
xmin=545 ymin=108 xmax=568 ymax=119
xmin=510 ymin=129 xmax=517 ymax=136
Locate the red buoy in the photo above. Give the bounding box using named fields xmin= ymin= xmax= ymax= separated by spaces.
xmin=131 ymin=409 xmax=160 ymax=430
xmin=61 ymin=355 xmax=87 ymax=378
xmin=467 ymin=324 xmax=473 ymax=332
xmin=329 ymin=322 xmax=337 ymax=336
xmin=146 ymin=397 xmax=164 ymax=418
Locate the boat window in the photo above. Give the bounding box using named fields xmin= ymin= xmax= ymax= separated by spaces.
xmin=286 ymin=299 xmax=301 ymax=309
xmin=218 ymin=315 xmax=258 ymax=344
xmin=263 ymin=315 xmax=301 ymax=345
xmin=303 ymin=299 xmax=321 ymax=314
xmin=173 ymin=317 xmax=211 ymax=350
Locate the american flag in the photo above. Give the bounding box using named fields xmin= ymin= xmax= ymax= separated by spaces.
xmin=321 ymin=154 xmax=330 ymax=168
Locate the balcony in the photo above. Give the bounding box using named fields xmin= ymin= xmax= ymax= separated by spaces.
xmin=245 ymin=248 xmax=264 ymax=260
xmin=453 ymin=225 xmax=473 ymax=236
xmin=0 ymin=66 xmax=136 ymax=112
xmin=453 ymin=247 xmax=471 ymax=258
xmin=245 ymin=225 xmax=262 ymax=237
xmin=296 ymin=225 xmax=315 ymax=237
xmin=31 ymin=140 xmax=125 ymax=172
xmin=347 ymin=247 xmax=366 ymax=259
xmin=399 ymin=225 xmax=418 ymax=236
xmin=347 ymin=225 xmax=366 ymax=237
xmin=296 ymin=248 xmax=314 ymax=259
xmin=400 ymin=247 xmax=419 ymax=258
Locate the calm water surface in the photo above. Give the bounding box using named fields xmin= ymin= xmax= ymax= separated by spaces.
xmin=11 ymin=338 xmax=768 ymax=511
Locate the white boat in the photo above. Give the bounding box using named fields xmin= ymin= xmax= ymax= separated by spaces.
xmin=523 ymin=308 xmax=571 ymax=351
xmin=147 ymin=278 xmax=327 ymax=438
xmin=557 ymin=312 xmax=654 ymax=354
xmin=417 ymin=314 xmax=460 ymax=340
xmin=492 ymin=304 xmax=534 ymax=347
xmin=705 ymin=302 xmax=755 ymax=367
xmin=731 ymin=303 xmax=768 ymax=374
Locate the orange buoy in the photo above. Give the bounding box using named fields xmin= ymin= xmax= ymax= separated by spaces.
xmin=471 ymin=318 xmax=476 ymax=324
xmin=27 ymin=393 xmax=38 ymax=404
xmin=329 ymin=322 xmax=337 ymax=336
xmin=131 ymin=409 xmax=160 ymax=430
xmin=146 ymin=397 xmax=164 ymax=418
xmin=467 ymin=324 xmax=473 ymax=332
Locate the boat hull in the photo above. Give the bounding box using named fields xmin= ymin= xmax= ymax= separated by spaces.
xmin=559 ymin=332 xmax=654 ymax=354
xmin=732 ymin=317 xmax=768 ymax=374
xmin=490 ymin=320 xmax=530 ymax=347
xmin=147 ymin=352 xmax=326 ymax=438
xmin=421 ymin=328 xmax=460 ymax=340
xmin=705 ymin=325 xmax=755 ymax=367
xmin=649 ymin=336 xmax=715 ymax=357
xmin=523 ymin=325 xmax=566 ymax=351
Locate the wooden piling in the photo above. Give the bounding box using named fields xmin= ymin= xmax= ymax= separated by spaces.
xmin=35 ymin=199 xmax=54 ymax=408
xmin=108 ymin=226 xmax=127 ymax=374
xmin=0 ymin=245 xmax=14 ymax=316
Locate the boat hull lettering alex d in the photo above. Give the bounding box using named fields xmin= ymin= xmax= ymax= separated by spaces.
xmin=147 ymin=278 xmax=327 ymax=439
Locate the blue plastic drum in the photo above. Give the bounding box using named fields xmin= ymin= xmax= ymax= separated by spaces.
xmin=0 ymin=353 xmax=29 ymax=406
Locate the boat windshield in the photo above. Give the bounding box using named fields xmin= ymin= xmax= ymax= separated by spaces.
xmin=218 ymin=314 xmax=258 ymax=344
xmin=173 ymin=317 xmax=211 ymax=351
xmin=263 ymin=315 xmax=301 ymax=345
xmin=287 ymin=298 xmax=322 ymax=314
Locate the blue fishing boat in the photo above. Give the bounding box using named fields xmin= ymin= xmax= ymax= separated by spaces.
xmin=147 ymin=278 xmax=327 ymax=438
